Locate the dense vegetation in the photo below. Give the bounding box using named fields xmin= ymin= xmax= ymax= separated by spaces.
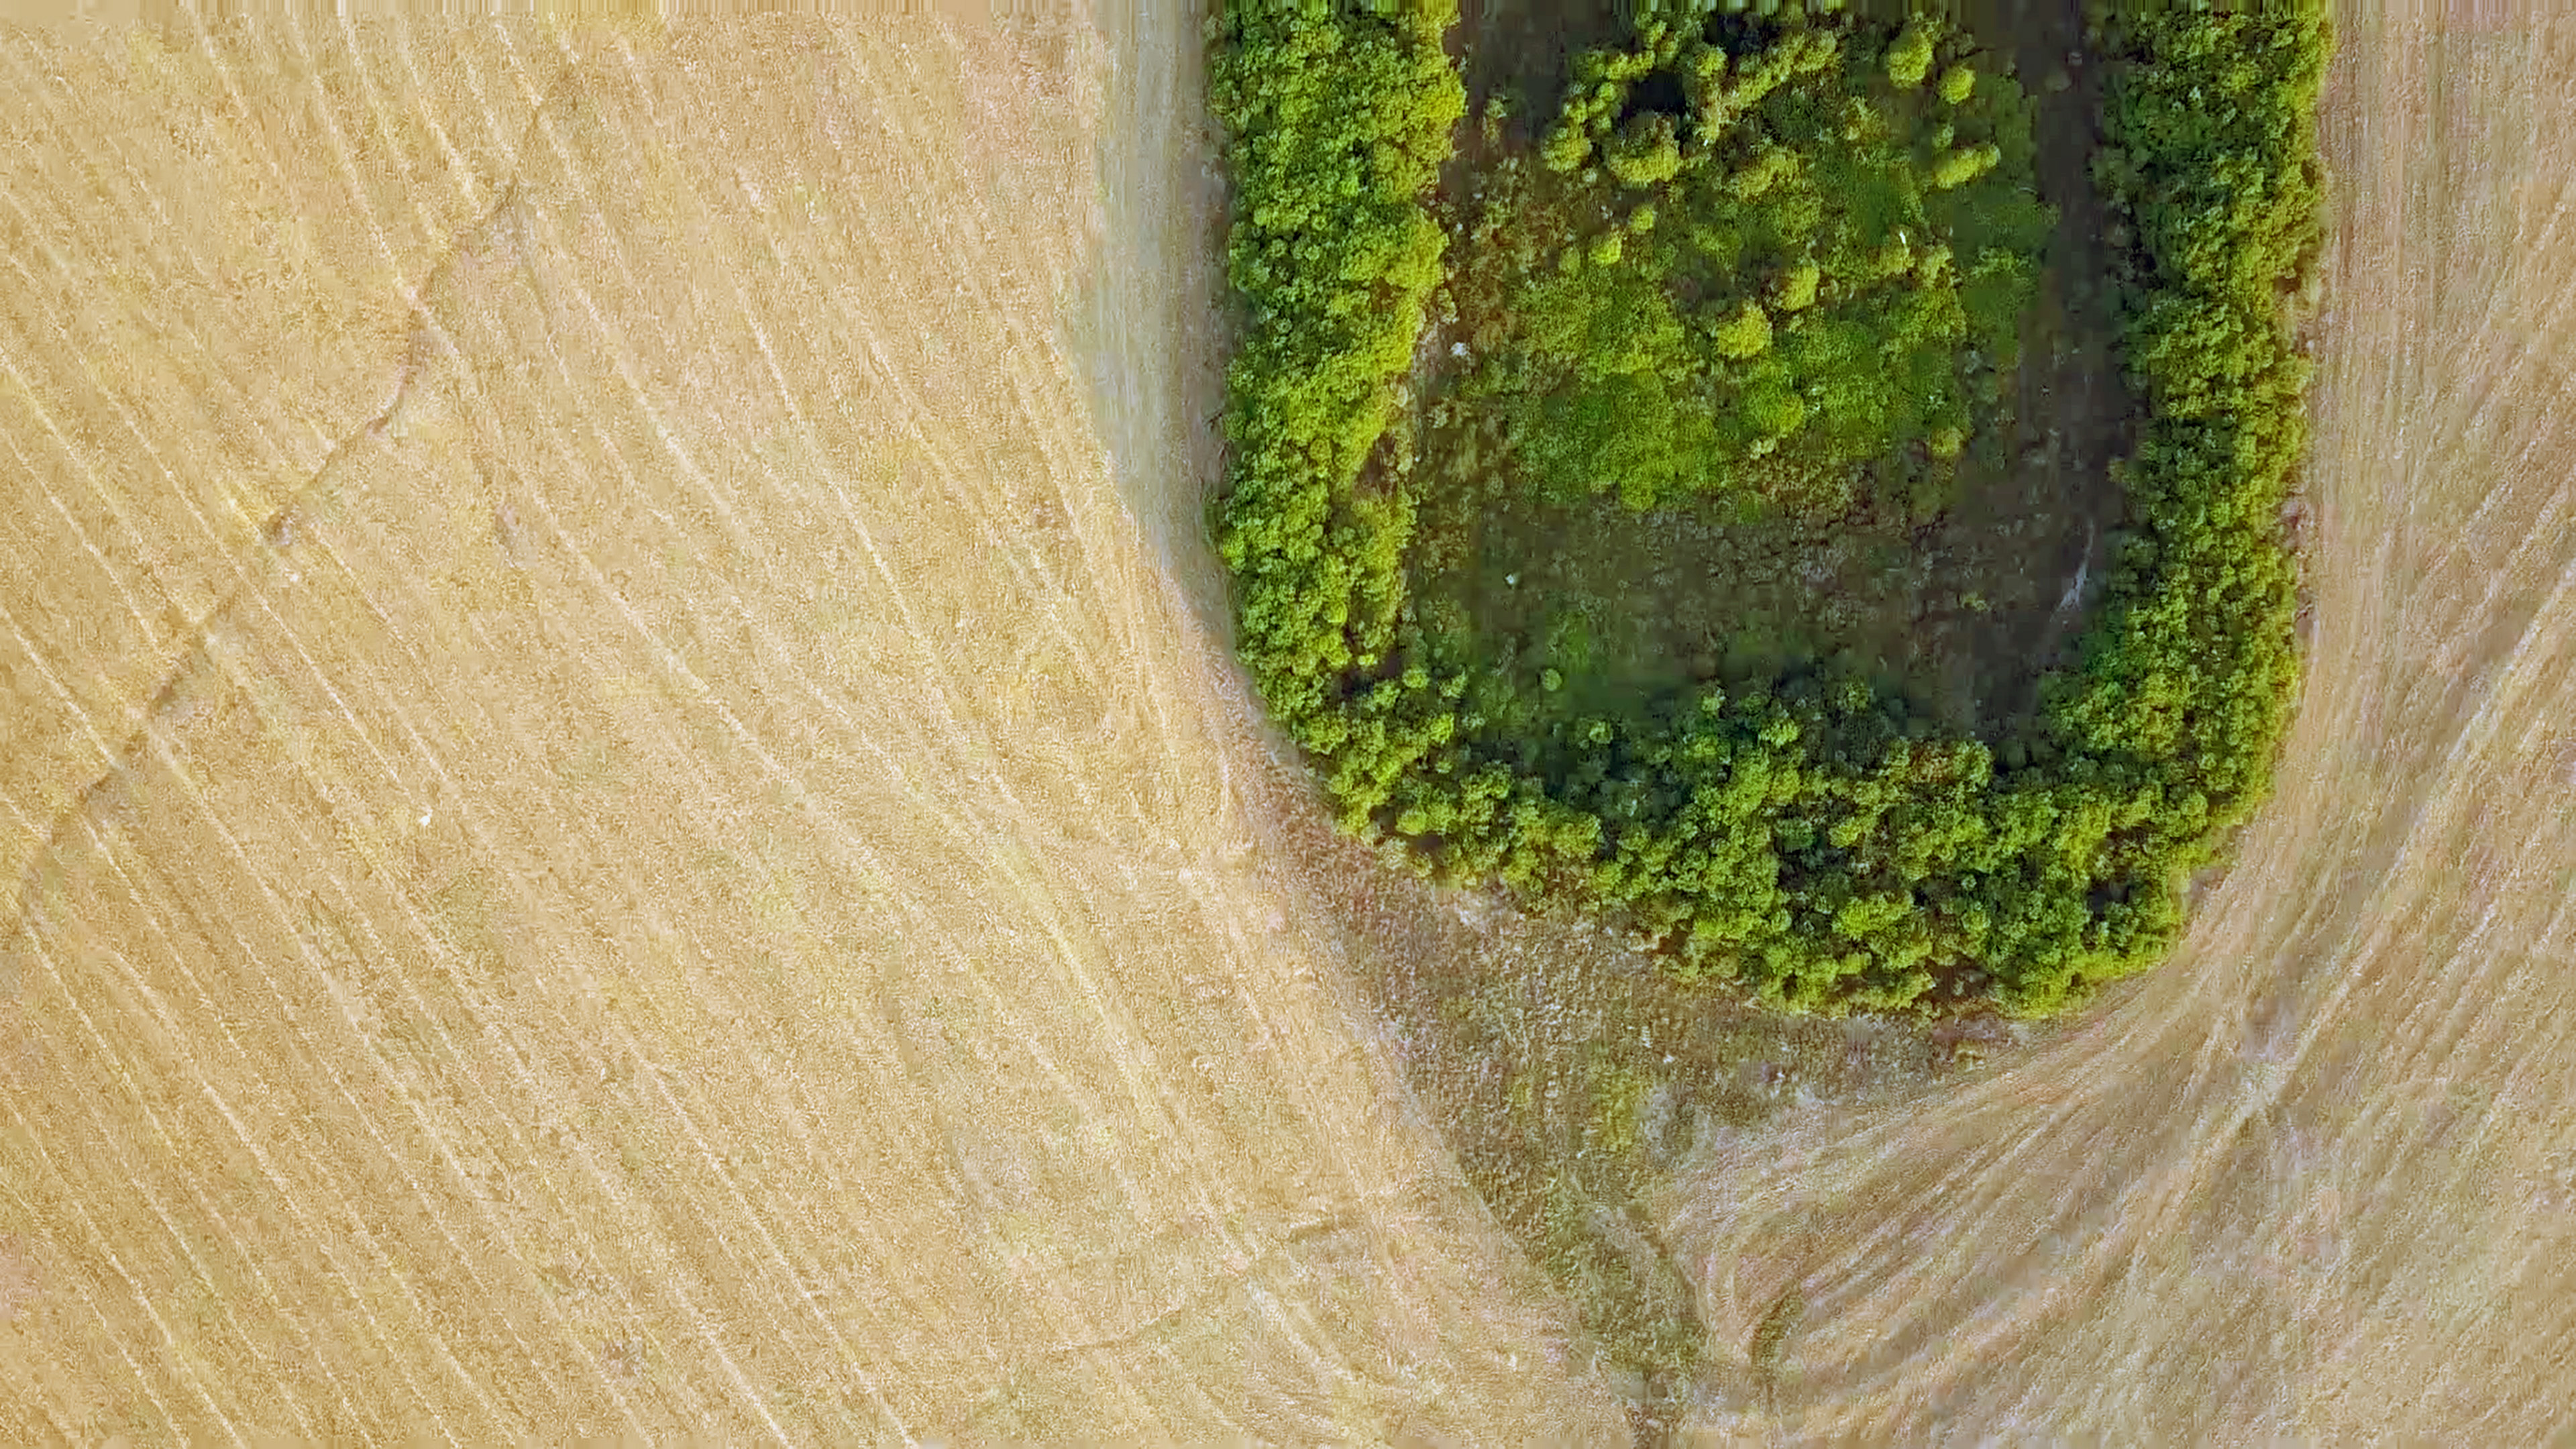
xmin=1209 ymin=0 xmax=1460 ymax=727
xmin=1462 ymin=14 xmax=2049 ymax=516
xmin=1214 ymin=0 xmax=2326 ymax=1016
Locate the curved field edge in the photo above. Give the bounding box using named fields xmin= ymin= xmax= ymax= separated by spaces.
xmin=0 ymin=14 xmax=1638 ymax=1442
xmin=1211 ymin=1 xmax=2328 ymax=1016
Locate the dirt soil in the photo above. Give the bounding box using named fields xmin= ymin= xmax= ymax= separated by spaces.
xmin=0 ymin=8 xmax=1631 ymax=1442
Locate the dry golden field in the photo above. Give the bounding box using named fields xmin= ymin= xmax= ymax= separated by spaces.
xmin=0 ymin=7 xmax=1631 ymax=1442
xmin=1 ymin=1 xmax=2573 ymax=1446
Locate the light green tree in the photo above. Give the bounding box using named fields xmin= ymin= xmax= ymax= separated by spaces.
xmin=1773 ymin=260 xmax=1821 ymax=311
xmin=1885 ymin=19 xmax=1938 ymax=90
xmin=1605 ymin=113 xmax=1683 ymax=187
xmin=1711 ymin=300 xmax=1773 ymax=360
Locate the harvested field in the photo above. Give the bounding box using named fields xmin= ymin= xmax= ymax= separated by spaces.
xmin=0 ymin=9 xmax=1627 ymax=1442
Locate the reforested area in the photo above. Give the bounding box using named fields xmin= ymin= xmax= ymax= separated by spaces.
xmin=1214 ymin=0 xmax=2326 ymax=1016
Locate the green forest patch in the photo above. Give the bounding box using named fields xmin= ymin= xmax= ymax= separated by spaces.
xmin=1409 ymin=9 xmax=2093 ymax=753
xmin=1212 ymin=0 xmax=2325 ymax=1018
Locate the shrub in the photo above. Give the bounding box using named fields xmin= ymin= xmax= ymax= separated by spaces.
xmin=1606 ymin=114 xmax=1684 ymax=187
xmin=1711 ymin=300 xmax=1774 ymax=360
xmin=1884 ymin=17 xmax=1937 ymax=90
xmin=1774 ymin=259 xmax=1821 ymax=311
xmin=1930 ymin=143 xmax=2002 ymax=190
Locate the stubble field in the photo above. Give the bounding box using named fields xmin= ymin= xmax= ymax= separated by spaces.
xmin=0 ymin=8 xmax=1627 ymax=1442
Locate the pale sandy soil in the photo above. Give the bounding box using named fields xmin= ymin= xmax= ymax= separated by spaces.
xmin=0 ymin=8 xmax=1630 ymax=1442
